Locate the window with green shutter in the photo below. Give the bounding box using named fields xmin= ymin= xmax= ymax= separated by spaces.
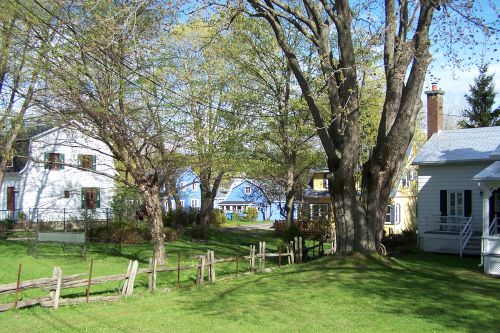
xmin=46 ymin=153 xmax=64 ymax=170
xmin=81 ymin=187 xmax=101 ymax=209
xmin=78 ymin=154 xmax=96 ymax=171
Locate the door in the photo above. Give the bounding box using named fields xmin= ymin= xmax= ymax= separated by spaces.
xmin=6 ymin=187 xmax=15 ymax=211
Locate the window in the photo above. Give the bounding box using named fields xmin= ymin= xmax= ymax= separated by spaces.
xmin=401 ymin=174 xmax=409 ymax=188
xmin=179 ymin=200 xmax=185 ymax=208
xmin=192 ymin=182 xmax=197 ymax=190
xmin=81 ymin=187 xmax=100 ymax=209
xmin=191 ymin=199 xmax=199 ymax=208
xmin=449 ymin=191 xmax=464 ymax=216
xmin=179 ymin=182 xmax=187 ymax=191
xmin=78 ymin=154 xmax=96 ymax=170
xmin=408 ymin=169 xmax=415 ymax=181
xmin=323 ymin=178 xmax=329 ymax=189
xmin=63 ymin=190 xmax=70 ymax=198
xmin=244 ymin=186 xmax=252 ymax=194
xmin=6 ymin=157 xmax=13 ymax=168
xmin=385 ymin=204 xmax=400 ymax=225
xmin=44 ymin=153 xmax=64 ymax=170
xmin=310 ymin=204 xmax=329 ymax=219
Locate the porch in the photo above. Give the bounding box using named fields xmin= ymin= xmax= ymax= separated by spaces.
xmin=421 ymin=216 xmax=477 ymax=257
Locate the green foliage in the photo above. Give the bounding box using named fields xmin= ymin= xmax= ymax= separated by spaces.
xmin=163 ymin=227 xmax=179 ymax=243
xmin=459 ymin=64 xmax=500 ymax=128
xmin=163 ymin=209 xmax=199 ymax=227
xmin=111 ymin=187 xmax=142 ymax=224
xmin=210 ymin=209 xmax=227 ymax=226
xmin=244 ymin=207 xmax=259 ymax=221
xmin=88 ymin=221 xmax=144 ymax=244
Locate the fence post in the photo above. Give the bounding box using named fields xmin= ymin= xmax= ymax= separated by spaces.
xmin=177 ymin=252 xmax=181 ymax=289
xmin=14 ymin=264 xmax=22 ymax=309
xmin=236 ymin=245 xmax=240 ymax=277
xmin=63 ymin=208 xmax=66 ymax=232
xmin=289 ymin=241 xmax=295 ymax=264
xmin=121 ymin=260 xmax=132 ymax=295
xmin=294 ymin=237 xmax=299 ymax=263
xmin=249 ymin=245 xmax=255 ymax=273
xmin=208 ymin=250 xmax=216 ymax=283
xmin=196 ymin=255 xmax=205 ymax=284
xmin=125 ymin=260 xmax=138 ymax=296
xmin=299 ymin=237 xmax=303 ymax=263
xmin=148 ymin=258 xmax=154 ymax=292
xmin=51 ymin=267 xmax=62 ymax=309
xmin=278 ymin=245 xmax=282 ymax=268
xmin=86 ymin=258 xmax=94 ymax=303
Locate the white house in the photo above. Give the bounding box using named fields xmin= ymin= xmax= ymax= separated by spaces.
xmin=0 ymin=122 xmax=117 ymax=223
xmin=413 ymin=85 xmax=500 ymax=276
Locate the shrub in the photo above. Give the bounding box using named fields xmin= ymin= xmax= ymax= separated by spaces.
xmin=190 ymin=224 xmax=208 ymax=240
xmin=382 ymin=229 xmax=417 ymax=253
xmin=244 ymin=207 xmax=259 ymax=221
xmin=89 ymin=222 xmax=143 ymax=244
xmin=164 ymin=227 xmax=179 ymax=243
xmin=3 ymin=219 xmax=16 ymax=230
xmin=163 ymin=209 xmax=199 ymax=227
xmin=210 ymin=209 xmax=227 ymax=226
xmin=283 ymin=223 xmax=302 ymax=242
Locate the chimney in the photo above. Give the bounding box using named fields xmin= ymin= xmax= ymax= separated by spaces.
xmin=425 ymin=82 xmax=445 ymax=139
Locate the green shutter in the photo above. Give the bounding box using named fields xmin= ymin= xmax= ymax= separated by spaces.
xmin=59 ymin=154 xmax=65 ymax=170
xmin=91 ymin=155 xmax=96 ymax=171
xmin=96 ymin=188 xmax=101 ymax=208
xmin=81 ymin=188 xmax=86 ymax=209
xmin=44 ymin=153 xmax=49 ymax=169
xmin=77 ymin=154 xmax=82 ymax=168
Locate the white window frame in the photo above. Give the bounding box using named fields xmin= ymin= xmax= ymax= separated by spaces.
xmin=244 ymin=186 xmax=252 ymax=194
xmin=323 ymin=178 xmax=328 ymax=189
xmin=385 ymin=204 xmax=400 ymax=225
xmin=192 ymin=182 xmax=197 ymax=191
xmin=402 ymin=174 xmax=409 ymax=188
xmin=179 ymin=182 xmax=187 ymax=191
xmin=449 ymin=191 xmax=464 ymax=217
xmin=310 ymin=204 xmax=329 ymax=218
xmin=191 ymin=199 xmax=199 ymax=208
xmin=179 ymin=200 xmax=185 ymax=208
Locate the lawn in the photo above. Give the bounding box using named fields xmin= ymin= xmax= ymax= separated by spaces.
xmin=0 ymin=230 xmax=498 ymax=332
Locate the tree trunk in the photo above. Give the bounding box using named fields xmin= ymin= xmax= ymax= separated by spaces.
xmin=141 ymin=184 xmax=166 ymax=265
xmin=199 ymin=170 xmax=224 ymax=227
xmin=285 ymin=165 xmax=296 ymax=224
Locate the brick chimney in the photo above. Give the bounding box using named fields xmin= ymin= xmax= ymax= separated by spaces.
xmin=425 ymin=82 xmax=445 ymax=139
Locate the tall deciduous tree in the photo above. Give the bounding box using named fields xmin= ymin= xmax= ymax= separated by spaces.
xmin=40 ymin=0 xmax=182 ymax=264
xmin=0 ymin=1 xmax=55 ymax=189
xmin=458 ymin=64 xmax=500 ymax=128
xmin=243 ymin=0 xmax=495 ymax=253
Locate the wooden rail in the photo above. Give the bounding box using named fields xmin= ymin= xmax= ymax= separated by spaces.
xmin=0 ymin=236 xmax=324 ymax=312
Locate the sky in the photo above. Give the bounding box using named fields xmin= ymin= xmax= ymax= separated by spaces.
xmin=422 ymin=0 xmax=500 ymax=122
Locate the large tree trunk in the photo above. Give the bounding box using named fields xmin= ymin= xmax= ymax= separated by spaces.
xmin=141 ymin=184 xmax=166 ymax=265
xmin=284 ymin=164 xmax=296 ymax=224
xmin=199 ymin=170 xmax=224 ymax=227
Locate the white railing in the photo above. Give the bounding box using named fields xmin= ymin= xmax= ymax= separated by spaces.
xmin=425 ymin=216 xmax=470 ymax=233
xmin=489 ymin=217 xmax=498 ymax=236
xmin=459 ymin=216 xmax=473 ymax=257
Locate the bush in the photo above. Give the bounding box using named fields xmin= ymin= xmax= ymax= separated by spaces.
xmin=210 ymin=209 xmax=227 ymax=226
xmin=164 ymin=227 xmax=179 ymax=243
xmin=282 ymin=223 xmax=302 ymax=242
xmin=3 ymin=219 xmax=16 ymax=230
xmin=163 ymin=209 xmax=199 ymax=227
xmin=244 ymin=207 xmax=259 ymax=221
xmin=382 ymin=229 xmax=417 ymax=253
xmin=89 ymin=222 xmax=144 ymax=244
xmin=190 ymin=224 xmax=208 ymax=240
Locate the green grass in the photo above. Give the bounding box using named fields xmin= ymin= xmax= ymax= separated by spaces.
xmin=0 ymin=231 xmax=498 ymax=332
xmin=220 ymin=219 xmax=273 ymax=227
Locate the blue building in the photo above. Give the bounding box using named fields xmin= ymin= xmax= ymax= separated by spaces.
xmin=166 ymin=168 xmax=201 ymax=211
xmin=218 ymin=179 xmax=294 ymax=221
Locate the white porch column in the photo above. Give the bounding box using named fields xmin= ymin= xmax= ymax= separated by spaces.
xmin=478 ymin=182 xmax=493 ymax=265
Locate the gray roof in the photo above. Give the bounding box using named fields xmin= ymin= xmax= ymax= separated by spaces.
xmin=413 ymin=127 xmax=500 ymax=165
xmin=473 ymin=161 xmax=500 ymax=181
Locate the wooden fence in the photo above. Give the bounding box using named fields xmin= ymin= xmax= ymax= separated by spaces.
xmin=0 ymin=237 xmax=324 ymax=312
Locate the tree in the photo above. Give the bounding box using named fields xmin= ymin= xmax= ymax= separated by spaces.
xmin=38 ymin=0 xmax=183 ymax=264
xmin=168 ymin=17 xmax=249 ymax=229
xmin=226 ymin=16 xmax=322 ymax=224
xmin=243 ymin=0 xmax=495 ymax=254
xmin=458 ymin=64 xmax=500 ymax=128
xmin=0 ymin=1 xmax=56 ymax=189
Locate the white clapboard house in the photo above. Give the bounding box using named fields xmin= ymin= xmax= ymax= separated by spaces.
xmin=413 ymin=85 xmax=500 ymax=275
xmin=1 ymin=121 xmax=116 ymax=223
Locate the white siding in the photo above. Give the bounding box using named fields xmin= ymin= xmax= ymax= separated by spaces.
xmin=1 ymin=126 xmax=116 ymax=221
xmin=417 ymin=162 xmax=491 ymax=234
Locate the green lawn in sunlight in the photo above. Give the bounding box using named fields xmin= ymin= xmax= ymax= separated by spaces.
xmin=0 ymin=230 xmax=498 ymax=332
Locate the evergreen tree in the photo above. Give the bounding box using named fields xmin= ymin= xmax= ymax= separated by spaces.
xmin=459 ymin=64 xmax=500 ymax=128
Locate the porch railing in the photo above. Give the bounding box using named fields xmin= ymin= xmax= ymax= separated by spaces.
xmin=424 ymin=216 xmax=470 ymax=233
xmin=459 ymin=216 xmax=473 ymax=257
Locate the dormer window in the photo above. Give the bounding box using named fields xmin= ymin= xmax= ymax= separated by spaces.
xmin=244 ymin=186 xmax=252 ymax=194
